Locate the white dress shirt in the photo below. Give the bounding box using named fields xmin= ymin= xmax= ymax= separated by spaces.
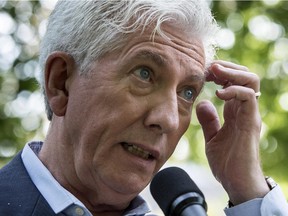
xmin=21 ymin=141 xmax=150 ymax=216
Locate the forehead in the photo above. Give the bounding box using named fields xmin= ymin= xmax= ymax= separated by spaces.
xmin=119 ymin=24 xmax=206 ymax=73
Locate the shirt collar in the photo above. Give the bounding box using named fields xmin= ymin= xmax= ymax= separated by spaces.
xmin=21 ymin=141 xmax=151 ymax=215
xmin=21 ymin=141 xmax=85 ymax=214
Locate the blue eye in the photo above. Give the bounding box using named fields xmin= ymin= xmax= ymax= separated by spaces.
xmin=180 ymin=88 xmax=195 ymax=101
xmin=134 ymin=67 xmax=151 ymax=81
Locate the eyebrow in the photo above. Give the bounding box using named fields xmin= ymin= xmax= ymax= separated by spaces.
xmin=186 ymin=74 xmax=206 ymax=93
xmin=133 ymin=50 xmax=167 ymax=67
xmin=186 ymin=74 xmax=205 ymax=83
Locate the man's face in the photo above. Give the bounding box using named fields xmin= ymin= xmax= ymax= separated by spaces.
xmin=65 ymin=24 xmax=205 ymax=199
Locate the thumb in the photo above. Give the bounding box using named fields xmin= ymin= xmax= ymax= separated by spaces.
xmin=196 ymin=100 xmax=221 ymax=143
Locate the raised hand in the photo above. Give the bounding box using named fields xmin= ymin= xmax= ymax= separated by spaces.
xmin=196 ymin=60 xmax=270 ymax=205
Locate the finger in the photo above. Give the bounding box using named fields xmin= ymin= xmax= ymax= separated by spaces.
xmin=216 ymin=85 xmax=259 ymax=103
xmin=205 ymin=60 xmax=249 ymax=84
xmin=209 ymin=64 xmax=260 ymax=92
xmin=213 ymin=60 xmax=249 ymax=72
xmin=216 ymin=86 xmax=262 ymax=135
xmin=196 ymin=100 xmax=221 ymax=143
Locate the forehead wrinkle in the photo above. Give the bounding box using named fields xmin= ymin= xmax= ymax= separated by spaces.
xmin=167 ymin=34 xmax=205 ymax=69
xmin=173 ymin=41 xmax=205 ymax=69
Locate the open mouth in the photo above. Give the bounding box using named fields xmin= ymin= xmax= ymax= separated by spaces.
xmin=121 ymin=142 xmax=154 ymax=160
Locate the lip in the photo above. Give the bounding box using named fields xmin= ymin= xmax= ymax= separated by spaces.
xmin=120 ymin=141 xmax=160 ymax=160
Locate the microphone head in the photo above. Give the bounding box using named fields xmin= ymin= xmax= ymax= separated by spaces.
xmin=150 ymin=167 xmax=206 ymax=215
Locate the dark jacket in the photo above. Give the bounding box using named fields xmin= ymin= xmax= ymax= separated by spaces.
xmin=0 ymin=152 xmax=56 ymax=216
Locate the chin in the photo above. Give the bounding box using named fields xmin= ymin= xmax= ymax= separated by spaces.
xmin=109 ymin=173 xmax=150 ymax=196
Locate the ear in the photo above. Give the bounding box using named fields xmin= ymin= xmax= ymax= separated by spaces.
xmin=44 ymin=51 xmax=76 ymax=117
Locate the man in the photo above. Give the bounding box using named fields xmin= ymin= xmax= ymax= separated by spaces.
xmin=0 ymin=0 xmax=287 ymax=215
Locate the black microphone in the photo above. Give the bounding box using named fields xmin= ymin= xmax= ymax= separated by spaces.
xmin=150 ymin=167 xmax=207 ymax=216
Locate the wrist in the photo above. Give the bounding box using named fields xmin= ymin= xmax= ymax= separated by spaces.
xmin=227 ymin=176 xmax=276 ymax=207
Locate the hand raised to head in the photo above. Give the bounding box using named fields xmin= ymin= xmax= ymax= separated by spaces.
xmin=196 ymin=60 xmax=270 ymax=205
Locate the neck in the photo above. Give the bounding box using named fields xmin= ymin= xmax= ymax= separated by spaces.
xmin=39 ymin=118 xmax=135 ymax=215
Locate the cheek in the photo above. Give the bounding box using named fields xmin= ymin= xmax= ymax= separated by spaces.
xmin=165 ymin=117 xmax=191 ymax=157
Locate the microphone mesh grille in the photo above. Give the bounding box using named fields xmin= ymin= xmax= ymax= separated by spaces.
xmin=150 ymin=167 xmax=205 ymax=215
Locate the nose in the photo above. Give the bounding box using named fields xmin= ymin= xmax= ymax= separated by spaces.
xmin=144 ymin=92 xmax=179 ymax=134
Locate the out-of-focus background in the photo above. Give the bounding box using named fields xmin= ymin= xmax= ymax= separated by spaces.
xmin=0 ymin=0 xmax=287 ymax=215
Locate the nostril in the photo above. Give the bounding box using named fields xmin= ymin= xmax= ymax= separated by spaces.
xmin=149 ymin=124 xmax=161 ymax=130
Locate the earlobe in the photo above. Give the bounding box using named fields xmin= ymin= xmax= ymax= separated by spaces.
xmin=45 ymin=51 xmax=76 ymax=117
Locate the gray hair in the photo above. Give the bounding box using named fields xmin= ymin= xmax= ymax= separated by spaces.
xmin=39 ymin=0 xmax=219 ymax=120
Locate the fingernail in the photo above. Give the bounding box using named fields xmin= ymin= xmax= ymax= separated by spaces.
xmin=217 ymin=89 xmax=225 ymax=94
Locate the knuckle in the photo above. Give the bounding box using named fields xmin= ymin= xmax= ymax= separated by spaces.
xmin=247 ymin=88 xmax=256 ymax=98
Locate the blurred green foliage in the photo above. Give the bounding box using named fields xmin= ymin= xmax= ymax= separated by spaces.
xmin=0 ymin=0 xmax=287 ymax=192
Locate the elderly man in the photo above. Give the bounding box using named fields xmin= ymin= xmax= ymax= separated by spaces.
xmin=0 ymin=1 xmax=287 ymax=215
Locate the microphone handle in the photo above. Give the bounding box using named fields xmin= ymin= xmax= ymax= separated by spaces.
xmin=170 ymin=192 xmax=207 ymax=216
xmin=178 ymin=205 xmax=207 ymax=216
